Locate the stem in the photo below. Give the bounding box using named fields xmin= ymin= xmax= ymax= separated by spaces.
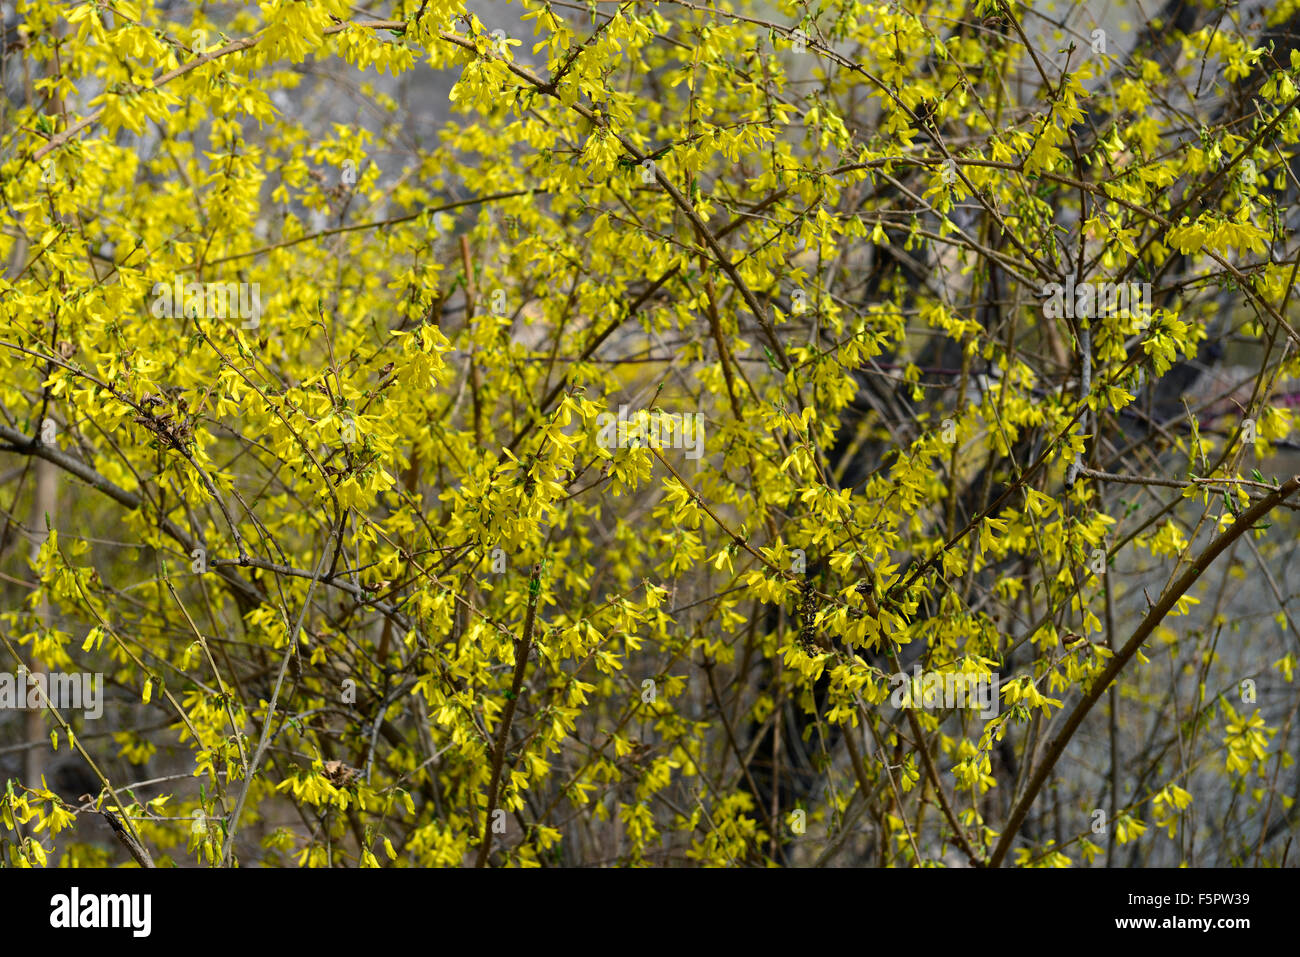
xmin=476 ymin=563 xmax=543 ymax=867
xmin=989 ymin=475 xmax=1300 ymax=866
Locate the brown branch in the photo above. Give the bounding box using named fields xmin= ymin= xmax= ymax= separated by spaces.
xmin=103 ymin=809 xmax=157 ymax=869
xmin=989 ymin=474 xmax=1300 ymax=866
xmin=476 ymin=562 xmax=543 ymax=867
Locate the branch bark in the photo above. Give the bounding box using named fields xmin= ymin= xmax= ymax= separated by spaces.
xmin=475 ymin=562 xmax=543 ymax=867
xmin=989 ymin=474 xmax=1300 ymax=866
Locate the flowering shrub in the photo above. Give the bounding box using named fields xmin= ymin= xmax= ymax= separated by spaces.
xmin=1 ymin=0 xmax=1298 ymax=867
